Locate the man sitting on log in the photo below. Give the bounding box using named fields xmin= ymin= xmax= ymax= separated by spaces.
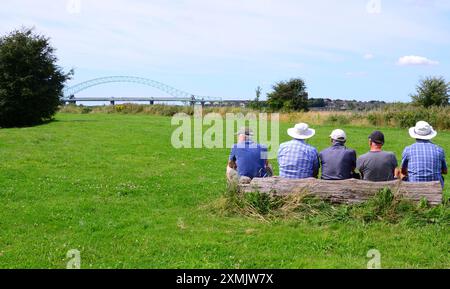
xmin=319 ymin=129 xmax=357 ymax=180
xmin=227 ymin=127 xmax=271 ymax=184
xmin=278 ymin=123 xmax=320 ymax=179
xmin=356 ymin=130 xmax=399 ymax=182
xmin=401 ymin=121 xmax=447 ymax=188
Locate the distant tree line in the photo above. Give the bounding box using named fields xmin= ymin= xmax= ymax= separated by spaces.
xmin=249 ymin=76 xmax=449 ymax=112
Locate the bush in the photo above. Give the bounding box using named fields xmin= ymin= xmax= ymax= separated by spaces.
xmin=367 ymin=111 xmax=394 ymax=127
xmin=394 ymin=109 xmax=431 ymax=128
xmin=325 ymin=114 xmax=351 ymax=125
xmin=267 ymin=78 xmax=309 ymax=111
xmin=80 ymin=106 xmax=92 ymax=114
xmin=411 ymin=76 xmax=449 ymax=108
xmin=366 ymin=105 xmax=450 ymax=130
xmin=0 ymin=28 xmax=72 ymax=127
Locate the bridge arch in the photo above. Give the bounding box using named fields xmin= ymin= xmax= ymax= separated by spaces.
xmin=62 ymin=76 xmax=220 ymax=101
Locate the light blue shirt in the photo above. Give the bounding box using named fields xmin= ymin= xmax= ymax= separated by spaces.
xmin=278 ymin=139 xmax=319 ymax=179
xmin=402 ymin=140 xmax=447 ymax=187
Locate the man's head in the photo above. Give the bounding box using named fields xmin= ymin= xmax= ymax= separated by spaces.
xmin=369 ymin=130 xmax=385 ymax=149
xmin=237 ymin=127 xmax=254 ymax=142
xmin=330 ymin=129 xmax=347 ymax=144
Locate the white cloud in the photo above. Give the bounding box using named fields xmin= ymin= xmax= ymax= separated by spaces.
xmin=397 ymin=55 xmax=439 ymax=66
xmin=364 ymin=53 xmax=375 ymax=60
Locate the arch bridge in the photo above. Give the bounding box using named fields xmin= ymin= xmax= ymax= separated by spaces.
xmin=61 ymin=76 xmax=233 ymax=106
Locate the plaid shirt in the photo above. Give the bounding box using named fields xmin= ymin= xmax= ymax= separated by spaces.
xmin=402 ymin=140 xmax=447 ymax=187
xmin=278 ymin=139 xmax=319 ymax=179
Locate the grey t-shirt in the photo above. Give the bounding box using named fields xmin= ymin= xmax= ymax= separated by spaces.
xmin=357 ymin=151 xmax=398 ymax=182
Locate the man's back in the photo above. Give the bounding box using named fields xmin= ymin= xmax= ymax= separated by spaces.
xmin=357 ymin=151 xmax=398 ymax=182
xmin=278 ymin=139 xmax=319 ymax=179
xmin=320 ymin=143 xmax=356 ymax=180
xmin=402 ymin=140 xmax=446 ymax=185
xmin=229 ymin=142 xmax=267 ymax=178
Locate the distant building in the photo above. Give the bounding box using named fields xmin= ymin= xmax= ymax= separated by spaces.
xmin=308 ymin=98 xmax=386 ymax=111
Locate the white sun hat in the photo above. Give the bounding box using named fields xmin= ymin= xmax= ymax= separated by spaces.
xmin=288 ymin=123 xmax=316 ymax=140
xmin=409 ymin=121 xmax=437 ymax=140
xmin=330 ymin=129 xmax=347 ymax=142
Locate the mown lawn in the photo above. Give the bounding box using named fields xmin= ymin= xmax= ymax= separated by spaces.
xmin=0 ymin=113 xmax=448 ymax=268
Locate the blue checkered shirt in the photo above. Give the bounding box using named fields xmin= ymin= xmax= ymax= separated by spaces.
xmin=278 ymin=139 xmax=320 ymax=179
xmin=401 ymin=140 xmax=447 ymax=187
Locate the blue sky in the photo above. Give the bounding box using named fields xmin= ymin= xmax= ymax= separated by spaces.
xmin=1 ymin=0 xmax=450 ymax=101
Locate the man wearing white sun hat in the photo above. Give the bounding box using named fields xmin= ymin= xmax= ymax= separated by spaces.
xmin=401 ymin=121 xmax=447 ymax=187
xmin=278 ymin=123 xmax=320 ymax=179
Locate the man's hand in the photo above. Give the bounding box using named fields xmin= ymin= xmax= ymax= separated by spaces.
xmin=226 ymin=161 xmax=239 ymax=183
xmin=228 ymin=160 xmax=237 ymax=170
xmin=394 ymin=168 xmax=404 ymax=179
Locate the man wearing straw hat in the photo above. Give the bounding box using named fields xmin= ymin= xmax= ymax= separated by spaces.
xmin=401 ymin=121 xmax=447 ymax=187
xmin=278 ymin=123 xmax=320 ymax=179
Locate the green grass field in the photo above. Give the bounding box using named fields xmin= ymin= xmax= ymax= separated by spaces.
xmin=0 ymin=113 xmax=448 ymax=268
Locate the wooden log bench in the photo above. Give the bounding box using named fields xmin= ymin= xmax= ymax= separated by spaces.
xmin=239 ymin=177 xmax=443 ymax=206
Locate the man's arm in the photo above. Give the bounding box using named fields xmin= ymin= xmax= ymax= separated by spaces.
xmin=392 ymin=154 xmax=401 ymax=179
xmin=351 ymin=150 xmax=357 ymax=173
xmin=261 ymin=146 xmax=269 ymax=168
xmin=355 ymin=157 xmax=364 ymax=179
xmin=441 ymin=150 xmax=447 ymax=175
xmin=313 ymin=151 xmax=320 ymax=179
xmin=228 ymin=146 xmax=237 ymax=169
xmin=401 ymin=167 xmax=408 ymax=176
xmin=401 ymin=148 xmax=409 ymax=176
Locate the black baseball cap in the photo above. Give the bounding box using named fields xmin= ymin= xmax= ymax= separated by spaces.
xmin=369 ymin=131 xmax=385 ymax=145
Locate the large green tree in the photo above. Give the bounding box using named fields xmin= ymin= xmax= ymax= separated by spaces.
xmin=411 ymin=76 xmax=449 ymax=108
xmin=267 ymin=78 xmax=309 ymax=111
xmin=0 ymin=28 xmax=72 ymax=127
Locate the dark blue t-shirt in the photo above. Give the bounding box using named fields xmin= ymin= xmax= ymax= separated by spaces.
xmin=229 ymin=141 xmax=268 ymax=178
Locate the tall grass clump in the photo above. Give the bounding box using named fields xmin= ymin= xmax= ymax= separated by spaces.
xmin=217 ymin=186 xmax=449 ymax=225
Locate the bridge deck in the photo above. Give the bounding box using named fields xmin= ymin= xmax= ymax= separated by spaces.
xmin=61 ymin=97 xmax=249 ymax=104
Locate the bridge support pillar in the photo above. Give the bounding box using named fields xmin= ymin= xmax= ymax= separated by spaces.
xmin=150 ymin=100 xmax=154 ymax=105
xmin=110 ymin=101 xmax=115 ymax=106
xmin=201 ymin=101 xmax=205 ymax=107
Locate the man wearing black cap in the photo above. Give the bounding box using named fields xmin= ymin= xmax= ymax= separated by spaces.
xmin=356 ymin=131 xmax=399 ymax=182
